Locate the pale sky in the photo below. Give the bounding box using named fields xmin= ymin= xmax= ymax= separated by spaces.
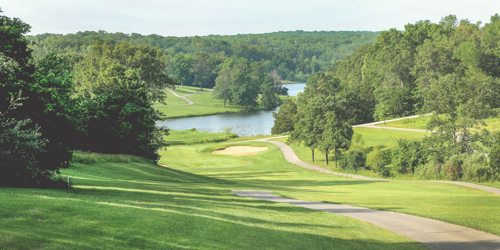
xmin=1 ymin=0 xmax=499 ymax=37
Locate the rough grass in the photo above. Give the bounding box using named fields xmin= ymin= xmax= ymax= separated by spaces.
xmin=71 ymin=150 xmax=154 ymax=165
xmin=165 ymin=129 xmax=238 ymax=145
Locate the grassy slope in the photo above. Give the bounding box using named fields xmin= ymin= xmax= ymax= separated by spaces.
xmin=378 ymin=115 xmax=500 ymax=133
xmin=0 ymin=152 xmax=426 ymax=249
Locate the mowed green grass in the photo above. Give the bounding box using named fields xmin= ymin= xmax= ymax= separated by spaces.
xmin=378 ymin=115 xmax=500 ymax=133
xmin=155 ymin=90 xmax=243 ymax=119
xmin=0 ymin=151 xmax=427 ymax=249
xmin=153 ymin=90 xmax=188 ymax=107
xmin=159 ymin=141 xmax=500 ymax=236
xmin=171 ymin=85 xmax=204 ymax=96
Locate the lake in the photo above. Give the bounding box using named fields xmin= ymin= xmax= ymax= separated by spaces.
xmin=155 ymin=83 xmax=305 ymax=136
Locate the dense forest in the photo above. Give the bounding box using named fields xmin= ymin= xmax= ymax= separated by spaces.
xmin=26 ymin=30 xmax=379 ymax=85
xmin=273 ymin=14 xmax=500 ymax=181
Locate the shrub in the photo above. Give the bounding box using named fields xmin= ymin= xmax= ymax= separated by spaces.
xmin=489 ymin=132 xmax=500 ymax=173
xmin=462 ymin=153 xmax=490 ymax=182
xmin=392 ymin=138 xmax=426 ymax=174
xmin=366 ymin=145 xmax=385 ymax=172
xmin=415 ymin=161 xmax=444 ymax=180
xmin=345 ymin=150 xmax=366 ymax=172
xmin=444 ymin=154 xmax=465 ymax=180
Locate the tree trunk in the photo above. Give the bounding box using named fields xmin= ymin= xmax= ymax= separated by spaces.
xmin=223 ymin=99 xmax=226 ymax=107
xmin=312 ymin=149 xmax=314 ymax=162
xmin=334 ymin=147 xmax=337 ymax=169
xmin=325 ymin=152 xmax=328 ymax=165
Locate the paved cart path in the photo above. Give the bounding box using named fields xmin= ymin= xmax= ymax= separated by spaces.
xmin=165 ymin=88 xmax=213 ymax=106
xmin=228 ymin=116 xmax=500 ymax=249
xmin=232 ymin=190 xmax=500 ymax=250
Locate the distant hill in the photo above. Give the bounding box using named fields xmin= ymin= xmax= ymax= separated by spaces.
xmin=26 ymin=30 xmax=379 ymax=82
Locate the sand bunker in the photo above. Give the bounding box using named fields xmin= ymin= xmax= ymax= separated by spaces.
xmin=212 ymin=146 xmax=268 ymax=156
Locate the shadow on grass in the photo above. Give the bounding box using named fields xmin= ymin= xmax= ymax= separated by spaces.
xmin=0 ymin=186 xmax=427 ymax=250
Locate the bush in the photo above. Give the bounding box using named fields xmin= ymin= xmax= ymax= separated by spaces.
xmin=462 ymin=153 xmax=490 ymax=182
xmin=489 ymin=132 xmax=500 ymax=173
xmin=392 ymin=139 xmax=426 ymax=174
xmin=444 ymin=154 xmax=465 ymax=180
xmin=415 ymin=161 xmax=444 ymax=180
xmin=345 ymin=150 xmax=366 ymax=172
xmin=366 ymin=145 xmax=385 ymax=172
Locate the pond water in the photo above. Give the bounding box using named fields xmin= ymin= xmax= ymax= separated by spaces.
xmin=155 ymin=83 xmax=306 ymax=137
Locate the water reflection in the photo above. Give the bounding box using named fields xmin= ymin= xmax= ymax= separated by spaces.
xmin=156 ymin=83 xmax=305 ymax=136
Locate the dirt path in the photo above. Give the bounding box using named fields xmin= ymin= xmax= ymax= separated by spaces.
xmin=232 ymin=190 xmax=500 ymax=250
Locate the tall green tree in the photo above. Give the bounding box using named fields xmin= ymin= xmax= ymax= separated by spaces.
xmin=271 ymin=99 xmax=297 ymax=134
xmin=191 ymin=51 xmax=212 ymax=90
xmin=74 ymin=41 xmax=174 ymax=103
xmin=213 ymin=67 xmax=233 ymax=107
xmin=0 ymin=93 xmax=48 ymax=187
xmin=78 ymin=64 xmax=168 ymax=161
xmin=169 ymin=52 xmax=192 ymax=88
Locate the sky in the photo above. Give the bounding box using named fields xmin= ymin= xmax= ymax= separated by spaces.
xmin=1 ymin=0 xmax=499 ymax=37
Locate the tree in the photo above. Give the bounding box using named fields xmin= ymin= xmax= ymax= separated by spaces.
xmin=231 ymin=61 xmax=260 ymax=109
xmin=318 ymin=96 xmax=353 ymax=167
xmin=424 ymin=73 xmax=494 ymax=152
xmin=191 ymin=51 xmax=212 ymax=90
xmin=292 ymin=94 xmax=352 ymax=166
xmin=260 ymin=76 xmax=282 ymax=110
xmin=271 ymin=99 xmax=297 ymax=134
xmin=31 ymin=53 xmax=79 ymax=169
xmin=74 ymin=41 xmax=175 ymax=104
xmin=78 ymin=64 xmax=168 ymax=161
xmin=0 ymin=92 xmax=48 ymax=187
xmin=169 ymin=52 xmax=192 ymax=88
xmin=0 ymin=10 xmax=68 ymax=187
xmin=213 ymin=67 xmax=233 ymax=107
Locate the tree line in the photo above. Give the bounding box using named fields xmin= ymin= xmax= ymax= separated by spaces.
xmin=27 ymin=30 xmax=378 ymax=85
xmin=0 ymin=10 xmax=173 ymax=188
xmin=273 ymin=14 xmax=500 ymax=181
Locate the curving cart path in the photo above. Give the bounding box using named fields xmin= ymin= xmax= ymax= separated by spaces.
xmin=232 ymin=190 xmax=500 ymax=250
xmin=230 ymin=130 xmax=500 ymax=249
